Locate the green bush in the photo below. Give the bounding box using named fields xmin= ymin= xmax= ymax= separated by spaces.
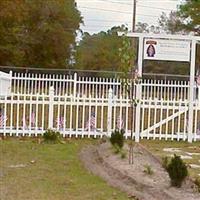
xmin=166 ymin=154 xmax=188 ymax=187
xmin=162 ymin=156 xmax=169 ymax=170
xmin=194 ymin=177 xmax=200 ymax=192
xmin=43 ymin=129 xmax=61 ymax=143
xmin=120 ymin=150 xmax=127 ymax=159
xmin=110 ymin=129 xmax=125 ymax=149
xmin=143 ymin=165 xmax=154 ymax=175
xmin=113 ymin=144 xmax=121 ymax=154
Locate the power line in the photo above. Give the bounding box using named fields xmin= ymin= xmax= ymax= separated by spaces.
xmin=78 ymin=0 xmax=177 ymax=11
xmin=78 ymin=6 xmax=132 ymax=14
xmin=81 ymin=24 xmax=127 ymax=28
xmin=86 ymin=19 xmax=131 ymax=23
xmin=78 ymin=6 xmax=160 ymax=18
xmin=137 ymin=4 xmax=174 ymax=11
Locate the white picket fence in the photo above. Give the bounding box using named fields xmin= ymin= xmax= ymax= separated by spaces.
xmin=0 ymin=72 xmax=200 ymax=141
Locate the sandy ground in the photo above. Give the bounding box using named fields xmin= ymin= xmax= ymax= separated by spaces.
xmin=80 ymin=142 xmax=200 ymax=200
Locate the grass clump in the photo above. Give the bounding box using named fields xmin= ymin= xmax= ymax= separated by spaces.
xmin=43 ymin=129 xmax=61 ymax=143
xmin=113 ymin=144 xmax=121 ymax=154
xmin=162 ymin=156 xmax=169 ymax=170
xmin=143 ymin=165 xmax=154 ymax=175
xmin=194 ymin=177 xmax=200 ymax=192
xmin=120 ymin=150 xmax=127 ymax=159
xmin=166 ymin=154 xmax=188 ymax=187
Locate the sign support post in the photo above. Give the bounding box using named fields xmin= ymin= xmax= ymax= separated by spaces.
xmin=135 ymin=36 xmax=143 ymax=142
xmin=188 ymin=39 xmax=196 ymax=143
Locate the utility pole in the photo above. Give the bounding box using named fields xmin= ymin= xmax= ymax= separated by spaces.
xmin=132 ymin=0 xmax=137 ymax=32
xmin=132 ymin=0 xmax=137 ymax=66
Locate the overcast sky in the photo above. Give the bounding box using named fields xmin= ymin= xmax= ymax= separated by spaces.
xmin=76 ymin=0 xmax=184 ymax=34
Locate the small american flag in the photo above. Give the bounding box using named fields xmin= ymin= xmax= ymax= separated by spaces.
xmin=0 ymin=112 xmax=7 ymax=128
xmin=56 ymin=117 xmax=64 ymax=130
xmin=22 ymin=116 xmax=28 ymax=129
xmin=31 ymin=112 xmax=36 ymax=127
xmin=116 ymin=115 xmax=124 ymax=130
xmin=85 ymin=112 xmax=96 ymax=131
xmin=197 ymin=122 xmax=200 ymax=135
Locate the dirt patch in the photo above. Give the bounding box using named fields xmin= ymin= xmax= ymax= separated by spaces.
xmin=80 ymin=142 xmax=200 ymax=200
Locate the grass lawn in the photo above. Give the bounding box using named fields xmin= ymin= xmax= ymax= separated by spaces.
xmin=0 ymin=138 xmax=130 ymax=200
xmin=141 ymin=139 xmax=200 ymax=179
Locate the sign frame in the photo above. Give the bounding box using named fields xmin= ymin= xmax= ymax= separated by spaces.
xmin=143 ymin=38 xmax=191 ymax=62
xmin=118 ymin=32 xmax=200 ymax=143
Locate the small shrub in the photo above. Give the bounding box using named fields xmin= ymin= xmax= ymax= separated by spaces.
xmin=43 ymin=129 xmax=61 ymax=143
xmin=162 ymin=156 xmax=169 ymax=170
xmin=194 ymin=177 xmax=200 ymax=192
xmin=143 ymin=165 xmax=154 ymax=175
xmin=110 ymin=129 xmax=125 ymax=149
xmin=120 ymin=150 xmax=127 ymax=159
xmin=113 ymin=144 xmax=121 ymax=154
xmin=166 ymin=154 xmax=188 ymax=187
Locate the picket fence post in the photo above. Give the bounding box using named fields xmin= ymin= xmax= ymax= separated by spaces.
xmin=49 ymin=86 xmax=54 ymax=129
xmin=73 ymin=73 xmax=77 ymax=98
xmin=107 ymin=88 xmax=113 ymax=137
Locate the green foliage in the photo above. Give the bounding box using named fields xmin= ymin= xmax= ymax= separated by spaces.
xmin=112 ymin=144 xmax=121 ymax=154
xmin=159 ymin=0 xmax=200 ymax=35
xmin=110 ymin=129 xmax=125 ymax=149
xmin=112 ymin=144 xmax=127 ymax=159
xmin=120 ymin=149 xmax=127 ymax=159
xmin=158 ymin=0 xmax=200 ymax=70
xmin=75 ymin=25 xmax=128 ymax=72
xmin=118 ymin=32 xmax=135 ymax=79
xmin=178 ymin=0 xmax=200 ymax=35
xmin=43 ymin=129 xmax=61 ymax=143
xmin=162 ymin=156 xmax=169 ymax=170
xmin=0 ymin=0 xmax=82 ymax=68
xmin=143 ymin=165 xmax=154 ymax=175
xmin=166 ymin=154 xmax=188 ymax=187
xmin=194 ymin=177 xmax=200 ymax=193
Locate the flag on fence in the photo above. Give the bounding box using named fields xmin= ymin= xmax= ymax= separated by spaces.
xmin=56 ymin=117 xmax=64 ymax=130
xmin=22 ymin=116 xmax=28 ymax=129
xmin=116 ymin=115 xmax=124 ymax=130
xmin=31 ymin=112 xmax=36 ymax=127
xmin=85 ymin=112 xmax=96 ymax=131
xmin=0 ymin=112 xmax=7 ymax=128
xmin=197 ymin=122 xmax=200 ymax=136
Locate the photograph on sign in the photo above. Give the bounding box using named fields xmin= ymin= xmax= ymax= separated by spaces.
xmin=143 ymin=38 xmax=191 ymax=62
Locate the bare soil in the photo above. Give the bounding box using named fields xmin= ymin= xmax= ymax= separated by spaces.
xmin=80 ymin=142 xmax=200 ymax=200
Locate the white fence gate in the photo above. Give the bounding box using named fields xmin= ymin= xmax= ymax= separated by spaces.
xmin=0 ymin=72 xmax=200 ymax=142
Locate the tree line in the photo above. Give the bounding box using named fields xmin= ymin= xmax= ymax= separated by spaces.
xmin=0 ymin=0 xmax=199 ymax=75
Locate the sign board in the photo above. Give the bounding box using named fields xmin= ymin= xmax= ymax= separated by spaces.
xmin=143 ymin=38 xmax=191 ymax=62
xmin=0 ymin=71 xmax=11 ymax=97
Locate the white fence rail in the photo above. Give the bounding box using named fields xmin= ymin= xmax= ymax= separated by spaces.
xmin=0 ymin=72 xmax=200 ymax=141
